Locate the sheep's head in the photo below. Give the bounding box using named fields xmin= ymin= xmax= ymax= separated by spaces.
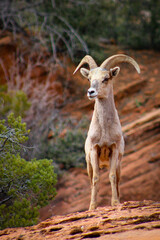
xmin=80 ymin=66 xmax=120 ymax=100
xmin=73 ymin=54 xmax=140 ymax=100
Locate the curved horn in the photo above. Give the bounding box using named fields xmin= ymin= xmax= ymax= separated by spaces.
xmin=73 ymin=55 xmax=97 ymax=75
xmin=100 ymin=54 xmax=140 ymax=74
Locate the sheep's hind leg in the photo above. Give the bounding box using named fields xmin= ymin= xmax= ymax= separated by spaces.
xmin=109 ymin=145 xmax=120 ymax=206
xmin=89 ymin=148 xmax=99 ymax=210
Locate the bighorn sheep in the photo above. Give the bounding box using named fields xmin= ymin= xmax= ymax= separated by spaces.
xmin=73 ymin=54 xmax=140 ymax=210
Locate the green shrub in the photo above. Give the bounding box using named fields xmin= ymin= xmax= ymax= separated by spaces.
xmin=38 ymin=118 xmax=89 ymax=172
xmin=0 ymin=85 xmax=31 ymax=118
xmin=0 ymin=112 xmax=29 ymax=155
xmin=43 ymin=130 xmax=86 ymax=170
xmin=0 ymin=113 xmax=57 ymax=230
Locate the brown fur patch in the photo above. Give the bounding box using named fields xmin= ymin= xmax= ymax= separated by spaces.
xmin=99 ymin=146 xmax=110 ymax=169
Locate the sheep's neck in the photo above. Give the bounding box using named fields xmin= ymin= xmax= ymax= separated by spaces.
xmin=95 ymin=86 xmax=116 ymax=129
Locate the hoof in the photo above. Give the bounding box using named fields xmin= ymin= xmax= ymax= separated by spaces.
xmin=111 ymin=199 xmax=120 ymax=206
xmin=89 ymin=204 xmax=97 ymax=210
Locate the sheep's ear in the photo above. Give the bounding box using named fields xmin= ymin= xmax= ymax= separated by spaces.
xmin=110 ymin=66 xmax=120 ymax=77
xmin=80 ymin=68 xmax=89 ymax=78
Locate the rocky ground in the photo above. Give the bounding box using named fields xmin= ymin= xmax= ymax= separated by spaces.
xmin=0 ymin=201 xmax=160 ymax=239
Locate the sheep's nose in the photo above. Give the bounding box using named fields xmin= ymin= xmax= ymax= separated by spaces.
xmin=87 ymin=87 xmax=97 ymax=98
xmin=88 ymin=89 xmax=95 ymax=95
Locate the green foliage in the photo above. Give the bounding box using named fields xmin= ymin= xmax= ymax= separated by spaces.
xmin=0 ymin=113 xmax=57 ymax=230
xmin=38 ymin=118 xmax=89 ymax=172
xmin=42 ymin=130 xmax=86 ymax=170
xmin=0 ymin=85 xmax=31 ymax=118
xmin=0 ymin=112 xmax=29 ymax=156
xmin=39 ymin=0 xmax=160 ymax=60
xmin=41 ymin=0 xmax=160 ymax=60
xmin=0 ymin=199 xmax=39 ymax=229
xmin=1 ymin=0 xmax=160 ymax=62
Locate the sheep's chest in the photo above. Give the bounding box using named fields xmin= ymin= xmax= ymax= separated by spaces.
xmin=89 ymin=118 xmax=121 ymax=147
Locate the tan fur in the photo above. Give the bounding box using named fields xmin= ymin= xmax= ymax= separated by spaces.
xmin=74 ymin=55 xmax=140 ymax=210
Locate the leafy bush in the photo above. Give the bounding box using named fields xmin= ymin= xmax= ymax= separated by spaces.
xmin=0 ymin=112 xmax=29 ymax=155
xmin=40 ymin=130 xmax=86 ymax=171
xmin=0 ymin=113 xmax=57 ymax=230
xmin=37 ymin=118 xmax=89 ymax=172
xmin=0 ymin=85 xmax=31 ymax=118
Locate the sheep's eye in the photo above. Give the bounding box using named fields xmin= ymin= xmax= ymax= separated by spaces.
xmin=102 ymin=77 xmax=109 ymax=83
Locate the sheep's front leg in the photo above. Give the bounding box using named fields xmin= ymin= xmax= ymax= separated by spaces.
xmin=89 ymin=147 xmax=99 ymax=210
xmin=116 ymin=154 xmax=122 ymax=199
xmin=109 ymin=145 xmax=120 ymax=206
